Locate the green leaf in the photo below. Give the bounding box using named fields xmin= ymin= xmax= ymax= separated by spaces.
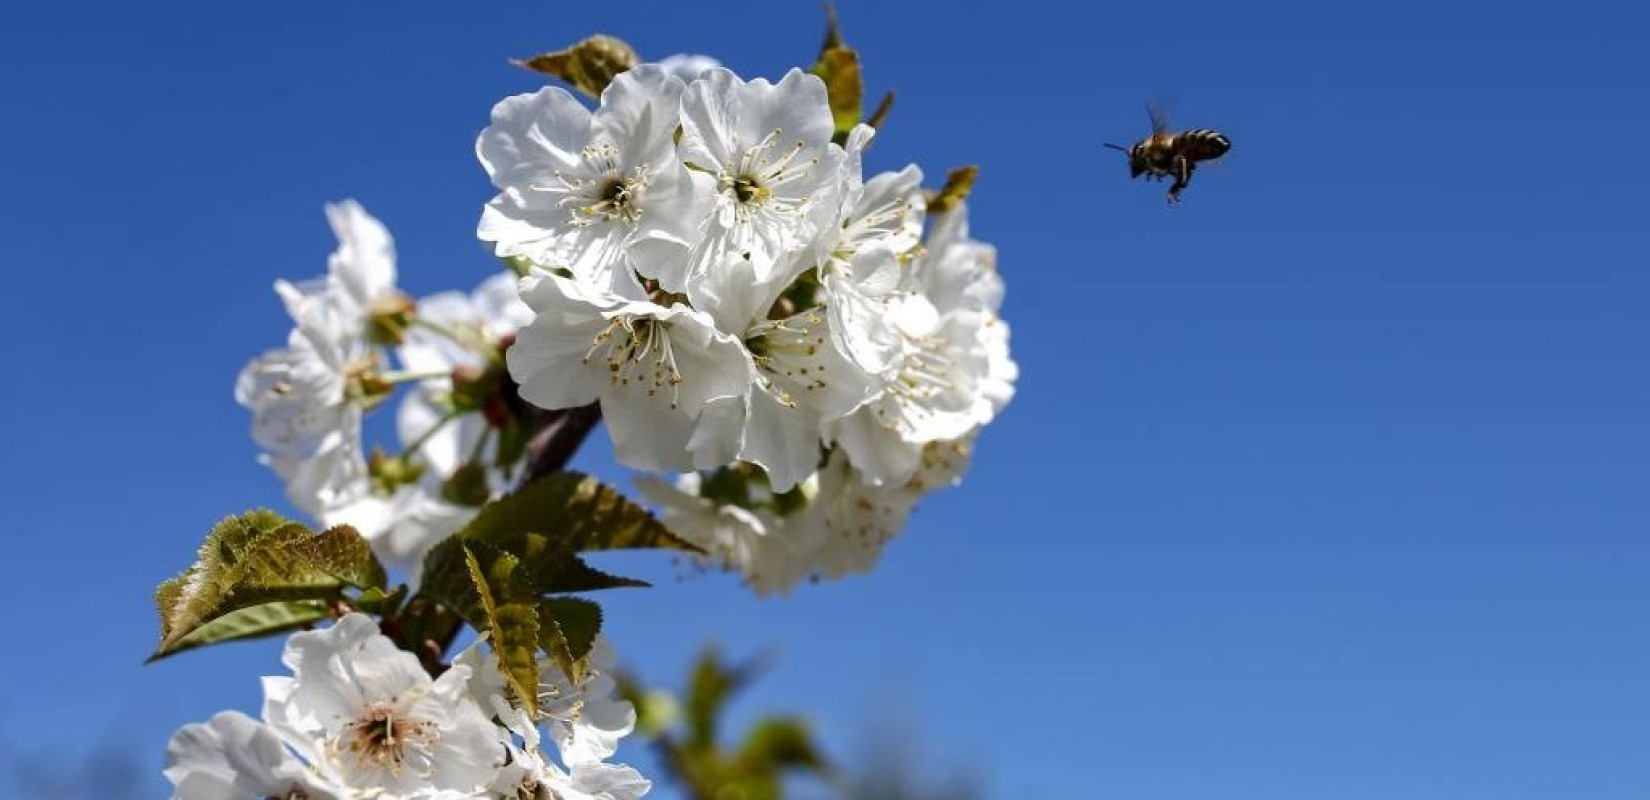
xmin=461 ymin=544 xmax=542 ymax=715
xmin=147 ymin=600 xmax=330 ymax=660
xmin=151 ymin=511 xmax=387 ymax=660
xmin=926 ymin=165 xmax=980 ymax=214
xmin=420 ymin=538 xmax=544 ymax=714
xmin=512 ymin=35 xmax=639 ymax=99
xmin=686 ymin=647 xmax=733 ymax=750
xmin=458 ymin=470 xmax=698 ymax=556
xmin=541 ymin=597 xmax=602 ymax=664
xmin=810 ymin=5 xmax=864 ymax=143
xmin=739 ymin=717 xmax=828 ymax=774
xmin=527 ymin=544 xmax=651 ymax=593
xmin=535 ymin=596 xmax=605 ymax=686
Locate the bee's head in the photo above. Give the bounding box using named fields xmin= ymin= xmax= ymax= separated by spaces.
xmin=1104 ymin=142 xmax=1145 ymax=178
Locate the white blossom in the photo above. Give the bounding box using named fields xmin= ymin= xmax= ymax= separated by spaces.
xmin=164 ymin=711 xmax=344 ymax=800
xmin=321 ymin=484 xmax=471 ymax=577
xmin=641 ymin=436 xmax=974 ymax=593
xmin=456 ymin=636 xmax=636 ymax=767
xmin=237 ymin=204 xmax=396 ymax=517
xmin=803 ymin=438 xmax=975 ymax=580
xmin=398 ymin=272 xmax=532 ymax=379
xmin=485 ymin=697 xmax=650 ymax=800
xmin=479 ymin=66 xmax=701 ymax=296
xmin=686 ymin=254 xmax=879 ymax=492
xmin=812 ymin=126 xmax=926 ymax=375
xmin=262 ymin=614 xmax=502 ymax=797
xmin=506 ymin=271 xmax=753 ymax=473
xmin=636 ymin=472 xmax=819 ymax=596
xmin=670 ymin=68 xmax=846 ymax=299
xmin=823 ymin=205 xmax=1015 ymax=486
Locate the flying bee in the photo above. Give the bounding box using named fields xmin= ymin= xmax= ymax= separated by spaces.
xmin=1105 ymin=104 xmax=1231 ymax=205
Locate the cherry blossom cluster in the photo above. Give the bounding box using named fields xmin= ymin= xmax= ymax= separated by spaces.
xmin=181 ymin=48 xmax=1014 ymax=799
xmin=164 ymin=614 xmax=646 ymax=800
xmin=487 ymin=61 xmax=1016 ymax=593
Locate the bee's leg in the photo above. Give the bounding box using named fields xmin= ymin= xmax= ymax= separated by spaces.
xmin=1167 ymin=154 xmax=1191 ymax=204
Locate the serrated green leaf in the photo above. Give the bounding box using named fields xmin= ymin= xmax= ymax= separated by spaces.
xmin=151 ymin=512 xmax=387 ymax=660
xmin=541 ymin=597 xmax=600 ymax=663
xmin=811 ymin=5 xmax=863 ymax=142
xmin=460 ymin=543 xmax=542 ymax=715
xmin=926 ymin=166 xmax=980 ymax=214
xmin=513 ymin=35 xmax=639 ymax=99
xmin=147 ymin=600 xmax=330 ymax=661
xmin=459 ymin=470 xmax=698 ymax=555
xmin=527 ymin=542 xmax=651 ymax=594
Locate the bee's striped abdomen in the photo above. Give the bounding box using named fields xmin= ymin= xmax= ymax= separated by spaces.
xmin=1176 ymin=129 xmax=1231 ymax=162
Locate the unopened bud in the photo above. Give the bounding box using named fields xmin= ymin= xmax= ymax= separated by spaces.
xmin=369 ymin=448 xmax=425 ymax=494
xmin=440 ymin=461 xmax=492 ymax=507
xmin=449 ymin=365 xmax=492 ymax=412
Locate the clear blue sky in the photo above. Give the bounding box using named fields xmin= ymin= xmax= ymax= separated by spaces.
xmin=2 ymin=2 xmax=1647 ymax=798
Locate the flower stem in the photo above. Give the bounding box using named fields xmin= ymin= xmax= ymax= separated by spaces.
xmin=411 ymin=316 xmax=469 ymax=345
xmin=401 ymin=409 xmax=465 ymax=456
xmin=376 ymin=369 xmax=452 ymax=385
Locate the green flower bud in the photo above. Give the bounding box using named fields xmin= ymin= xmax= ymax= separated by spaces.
xmin=440 ymin=461 xmax=492 ymax=507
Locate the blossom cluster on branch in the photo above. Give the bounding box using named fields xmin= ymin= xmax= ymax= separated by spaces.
xmin=166 ymin=615 xmax=645 ymax=800
xmin=157 ymin=16 xmax=1015 ymax=800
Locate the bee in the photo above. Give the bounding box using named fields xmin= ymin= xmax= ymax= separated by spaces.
xmin=1105 ymin=104 xmax=1231 ymax=205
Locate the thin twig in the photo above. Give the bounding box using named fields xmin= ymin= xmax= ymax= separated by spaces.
xmin=517 ymin=403 xmax=602 ymax=487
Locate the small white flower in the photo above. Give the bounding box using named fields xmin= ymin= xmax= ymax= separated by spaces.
xmin=803 ymin=439 xmax=975 ymax=580
xmin=813 ymin=126 xmax=926 ymax=375
xmin=479 ymin=66 xmax=701 ymax=296
xmin=164 ymin=711 xmax=344 ymax=800
xmin=394 ymin=270 xmax=534 ymax=487
xmin=273 ymin=200 xmax=401 ymax=323
xmin=398 ymin=272 xmax=532 ymax=379
xmin=456 ymin=636 xmax=636 ymax=767
xmin=671 ymin=68 xmax=846 ymax=297
xmin=322 ymin=484 xmax=472 ymax=578
xmin=823 ymin=205 xmax=1015 ymax=486
xmin=262 ymin=614 xmax=502 ymax=797
xmin=317 ymin=271 xmax=534 ymax=574
xmin=685 ymin=254 xmax=880 ymax=492
xmin=237 ymin=287 xmax=374 ymax=517
xmin=237 ymin=202 xmax=406 ymax=516
xmin=642 ymin=436 xmax=976 ymax=594
xmin=486 ymin=700 xmax=651 ymax=800
xmin=506 ymin=271 xmax=753 ymax=473
xmin=636 ymin=472 xmax=819 ymax=596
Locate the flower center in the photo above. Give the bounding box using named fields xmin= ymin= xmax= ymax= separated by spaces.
xmin=547 ymin=143 xmax=652 ymax=227
xmin=744 ymin=312 xmax=832 ymax=408
xmin=731 ymin=175 xmax=767 ymax=205
xmin=720 ymin=127 xmax=819 ymax=222
xmin=513 ymin=776 xmax=558 ymax=800
xmin=583 ymin=316 xmax=685 ymax=408
xmin=340 ymin=700 xmax=438 ymax=776
xmin=264 ymin=790 xmax=311 ymax=800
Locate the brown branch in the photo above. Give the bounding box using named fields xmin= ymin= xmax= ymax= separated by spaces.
xmin=517 ymin=403 xmax=603 ymax=487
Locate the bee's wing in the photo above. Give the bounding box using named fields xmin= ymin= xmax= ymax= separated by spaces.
xmin=1146 ymin=101 xmax=1171 ymax=136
